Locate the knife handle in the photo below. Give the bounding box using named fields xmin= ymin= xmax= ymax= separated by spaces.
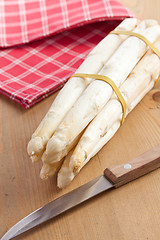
xmin=104 ymin=144 xmax=160 ymax=188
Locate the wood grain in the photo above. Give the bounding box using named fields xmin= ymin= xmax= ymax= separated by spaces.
xmin=1 ymin=1 xmax=160 ymax=240
xmin=104 ymin=143 xmax=160 ymax=187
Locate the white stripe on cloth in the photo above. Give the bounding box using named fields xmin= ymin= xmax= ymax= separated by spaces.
xmin=39 ymin=0 xmax=49 ymax=36
xmin=18 ymin=0 xmax=29 ymax=43
xmin=81 ymin=0 xmax=91 ymax=21
xmin=0 ymin=0 xmax=7 ymax=47
xmin=60 ymin=0 xmax=70 ymax=28
xmin=105 ymin=0 xmax=113 ymax=17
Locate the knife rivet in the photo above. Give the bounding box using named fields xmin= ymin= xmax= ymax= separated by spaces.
xmin=124 ymin=163 xmax=132 ymax=170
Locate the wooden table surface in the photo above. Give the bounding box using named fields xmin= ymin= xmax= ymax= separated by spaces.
xmin=1 ymin=1 xmax=160 ymax=239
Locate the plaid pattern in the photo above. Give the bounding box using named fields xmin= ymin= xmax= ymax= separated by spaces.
xmin=0 ymin=0 xmax=133 ymax=108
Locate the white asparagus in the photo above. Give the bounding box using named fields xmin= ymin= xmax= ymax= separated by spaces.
xmin=57 ymin=39 xmax=160 ymax=188
xmin=39 ymin=19 xmax=158 ymax=178
xmin=42 ymin=20 xmax=160 ymax=166
xmin=40 ymin=132 xmax=83 ymax=179
xmin=40 ymin=162 xmax=63 ymax=180
xmin=27 ymin=18 xmax=139 ymax=163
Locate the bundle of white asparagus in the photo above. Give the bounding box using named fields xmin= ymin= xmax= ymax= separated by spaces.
xmin=27 ymin=18 xmax=160 ymax=188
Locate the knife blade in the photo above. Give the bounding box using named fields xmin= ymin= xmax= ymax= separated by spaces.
xmin=2 ymin=143 xmax=160 ymax=240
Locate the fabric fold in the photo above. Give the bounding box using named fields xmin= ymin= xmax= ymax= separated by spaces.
xmin=0 ymin=0 xmax=134 ymax=108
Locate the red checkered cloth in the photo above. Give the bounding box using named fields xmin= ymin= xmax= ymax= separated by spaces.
xmin=0 ymin=0 xmax=134 ymax=108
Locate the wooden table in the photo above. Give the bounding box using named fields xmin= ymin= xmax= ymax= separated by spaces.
xmin=1 ymin=1 xmax=160 ymax=239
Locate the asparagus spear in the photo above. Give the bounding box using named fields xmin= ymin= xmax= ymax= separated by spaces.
xmin=40 ymin=132 xmax=83 ymax=179
xmin=41 ymin=21 xmax=160 ymax=167
xmin=27 ymin=18 xmax=139 ymax=162
xmin=57 ymin=39 xmax=160 ymax=188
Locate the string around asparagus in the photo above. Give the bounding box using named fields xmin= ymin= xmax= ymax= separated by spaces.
xmin=71 ymin=73 xmax=127 ymax=124
xmin=71 ymin=31 xmax=160 ymax=125
xmin=111 ymin=30 xmax=160 ymax=85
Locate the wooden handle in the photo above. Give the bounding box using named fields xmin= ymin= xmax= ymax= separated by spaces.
xmin=104 ymin=144 xmax=160 ymax=188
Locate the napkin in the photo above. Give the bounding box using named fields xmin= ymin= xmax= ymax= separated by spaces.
xmin=0 ymin=0 xmax=133 ymax=108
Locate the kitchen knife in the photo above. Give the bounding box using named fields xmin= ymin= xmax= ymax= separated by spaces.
xmin=2 ymin=144 xmax=160 ymax=240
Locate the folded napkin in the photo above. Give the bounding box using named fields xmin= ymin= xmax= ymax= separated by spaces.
xmin=0 ymin=0 xmax=133 ymax=108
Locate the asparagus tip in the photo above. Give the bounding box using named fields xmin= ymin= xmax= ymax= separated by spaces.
xmin=40 ymin=172 xmax=49 ymax=180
